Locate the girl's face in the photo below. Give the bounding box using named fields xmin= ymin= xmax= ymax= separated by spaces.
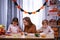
xmin=13 ymin=22 xmax=18 ymax=26
xmin=23 ymin=20 xmax=29 ymax=26
xmin=43 ymin=21 xmax=48 ymax=28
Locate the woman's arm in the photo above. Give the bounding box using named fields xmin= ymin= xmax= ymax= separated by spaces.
xmin=28 ymin=25 xmax=36 ymax=33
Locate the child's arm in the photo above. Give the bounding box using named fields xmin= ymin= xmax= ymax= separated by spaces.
xmin=18 ymin=26 xmax=22 ymax=33
xmin=48 ymin=26 xmax=54 ymax=34
xmin=7 ymin=25 xmax=11 ymax=33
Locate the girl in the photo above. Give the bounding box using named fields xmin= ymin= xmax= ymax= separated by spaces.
xmin=7 ymin=17 xmax=22 ymax=33
xmin=37 ymin=19 xmax=54 ymax=34
xmin=23 ymin=17 xmax=36 ymax=33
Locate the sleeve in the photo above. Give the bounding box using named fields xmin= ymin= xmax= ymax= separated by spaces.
xmin=18 ymin=26 xmax=22 ymax=32
xmin=28 ymin=25 xmax=36 ymax=33
xmin=32 ymin=25 xmax=36 ymax=33
xmin=48 ymin=26 xmax=54 ymax=34
xmin=7 ymin=25 xmax=11 ymax=32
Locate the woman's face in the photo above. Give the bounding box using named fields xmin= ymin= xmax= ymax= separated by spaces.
xmin=13 ymin=22 xmax=18 ymax=26
xmin=23 ymin=20 xmax=29 ymax=26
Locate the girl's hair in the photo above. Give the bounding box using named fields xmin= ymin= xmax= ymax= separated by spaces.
xmin=23 ymin=17 xmax=33 ymax=27
xmin=42 ymin=19 xmax=48 ymax=25
xmin=11 ymin=17 xmax=19 ymax=25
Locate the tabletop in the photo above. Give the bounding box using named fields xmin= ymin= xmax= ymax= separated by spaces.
xmin=0 ymin=33 xmax=54 ymax=40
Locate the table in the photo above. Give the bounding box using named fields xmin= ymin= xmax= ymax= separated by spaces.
xmin=0 ymin=33 xmax=54 ymax=40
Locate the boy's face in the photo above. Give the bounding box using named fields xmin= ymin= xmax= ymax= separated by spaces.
xmin=13 ymin=22 xmax=18 ymax=26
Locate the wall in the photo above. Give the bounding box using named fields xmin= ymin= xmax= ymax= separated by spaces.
xmin=0 ymin=0 xmax=7 ymax=30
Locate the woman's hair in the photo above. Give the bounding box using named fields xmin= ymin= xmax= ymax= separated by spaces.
xmin=11 ymin=17 xmax=19 ymax=25
xmin=23 ymin=17 xmax=33 ymax=27
xmin=42 ymin=19 xmax=48 ymax=25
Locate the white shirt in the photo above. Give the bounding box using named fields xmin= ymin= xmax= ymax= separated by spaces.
xmin=38 ymin=26 xmax=54 ymax=34
xmin=7 ymin=24 xmax=19 ymax=33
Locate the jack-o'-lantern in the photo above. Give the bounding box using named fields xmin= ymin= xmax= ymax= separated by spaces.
xmin=0 ymin=25 xmax=5 ymax=35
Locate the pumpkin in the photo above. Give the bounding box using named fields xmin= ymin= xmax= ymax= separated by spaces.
xmin=0 ymin=25 xmax=5 ymax=35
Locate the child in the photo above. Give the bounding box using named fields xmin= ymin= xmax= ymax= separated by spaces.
xmin=37 ymin=19 xmax=54 ymax=34
xmin=7 ymin=17 xmax=22 ymax=33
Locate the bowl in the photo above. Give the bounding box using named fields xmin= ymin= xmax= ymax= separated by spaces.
xmin=35 ymin=33 xmax=40 ymax=37
xmin=40 ymin=33 xmax=46 ymax=38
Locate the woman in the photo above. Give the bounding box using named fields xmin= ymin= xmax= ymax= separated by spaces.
xmin=23 ymin=17 xmax=36 ymax=33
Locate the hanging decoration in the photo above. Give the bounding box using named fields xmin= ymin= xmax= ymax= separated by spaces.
xmin=12 ymin=0 xmax=48 ymax=14
xmin=49 ymin=8 xmax=58 ymax=12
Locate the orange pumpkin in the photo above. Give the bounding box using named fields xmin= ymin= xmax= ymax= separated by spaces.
xmin=0 ymin=25 xmax=5 ymax=35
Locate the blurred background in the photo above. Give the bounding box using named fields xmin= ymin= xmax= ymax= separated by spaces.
xmin=0 ymin=0 xmax=60 ymax=39
xmin=0 ymin=0 xmax=47 ymax=30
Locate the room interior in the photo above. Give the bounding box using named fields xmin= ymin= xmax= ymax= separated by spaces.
xmin=0 ymin=0 xmax=60 ymax=40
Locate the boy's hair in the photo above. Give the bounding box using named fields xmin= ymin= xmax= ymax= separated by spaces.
xmin=42 ymin=19 xmax=48 ymax=25
xmin=11 ymin=17 xmax=19 ymax=25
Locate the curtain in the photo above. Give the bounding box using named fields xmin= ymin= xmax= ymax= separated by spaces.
xmin=0 ymin=0 xmax=7 ymax=30
xmin=7 ymin=0 xmax=17 ymax=30
xmin=7 ymin=0 xmax=23 ymax=30
xmin=17 ymin=0 xmax=23 ymax=31
xmin=0 ymin=0 xmax=23 ymax=30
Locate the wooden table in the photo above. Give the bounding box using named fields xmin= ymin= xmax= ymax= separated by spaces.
xmin=0 ymin=33 xmax=54 ymax=40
